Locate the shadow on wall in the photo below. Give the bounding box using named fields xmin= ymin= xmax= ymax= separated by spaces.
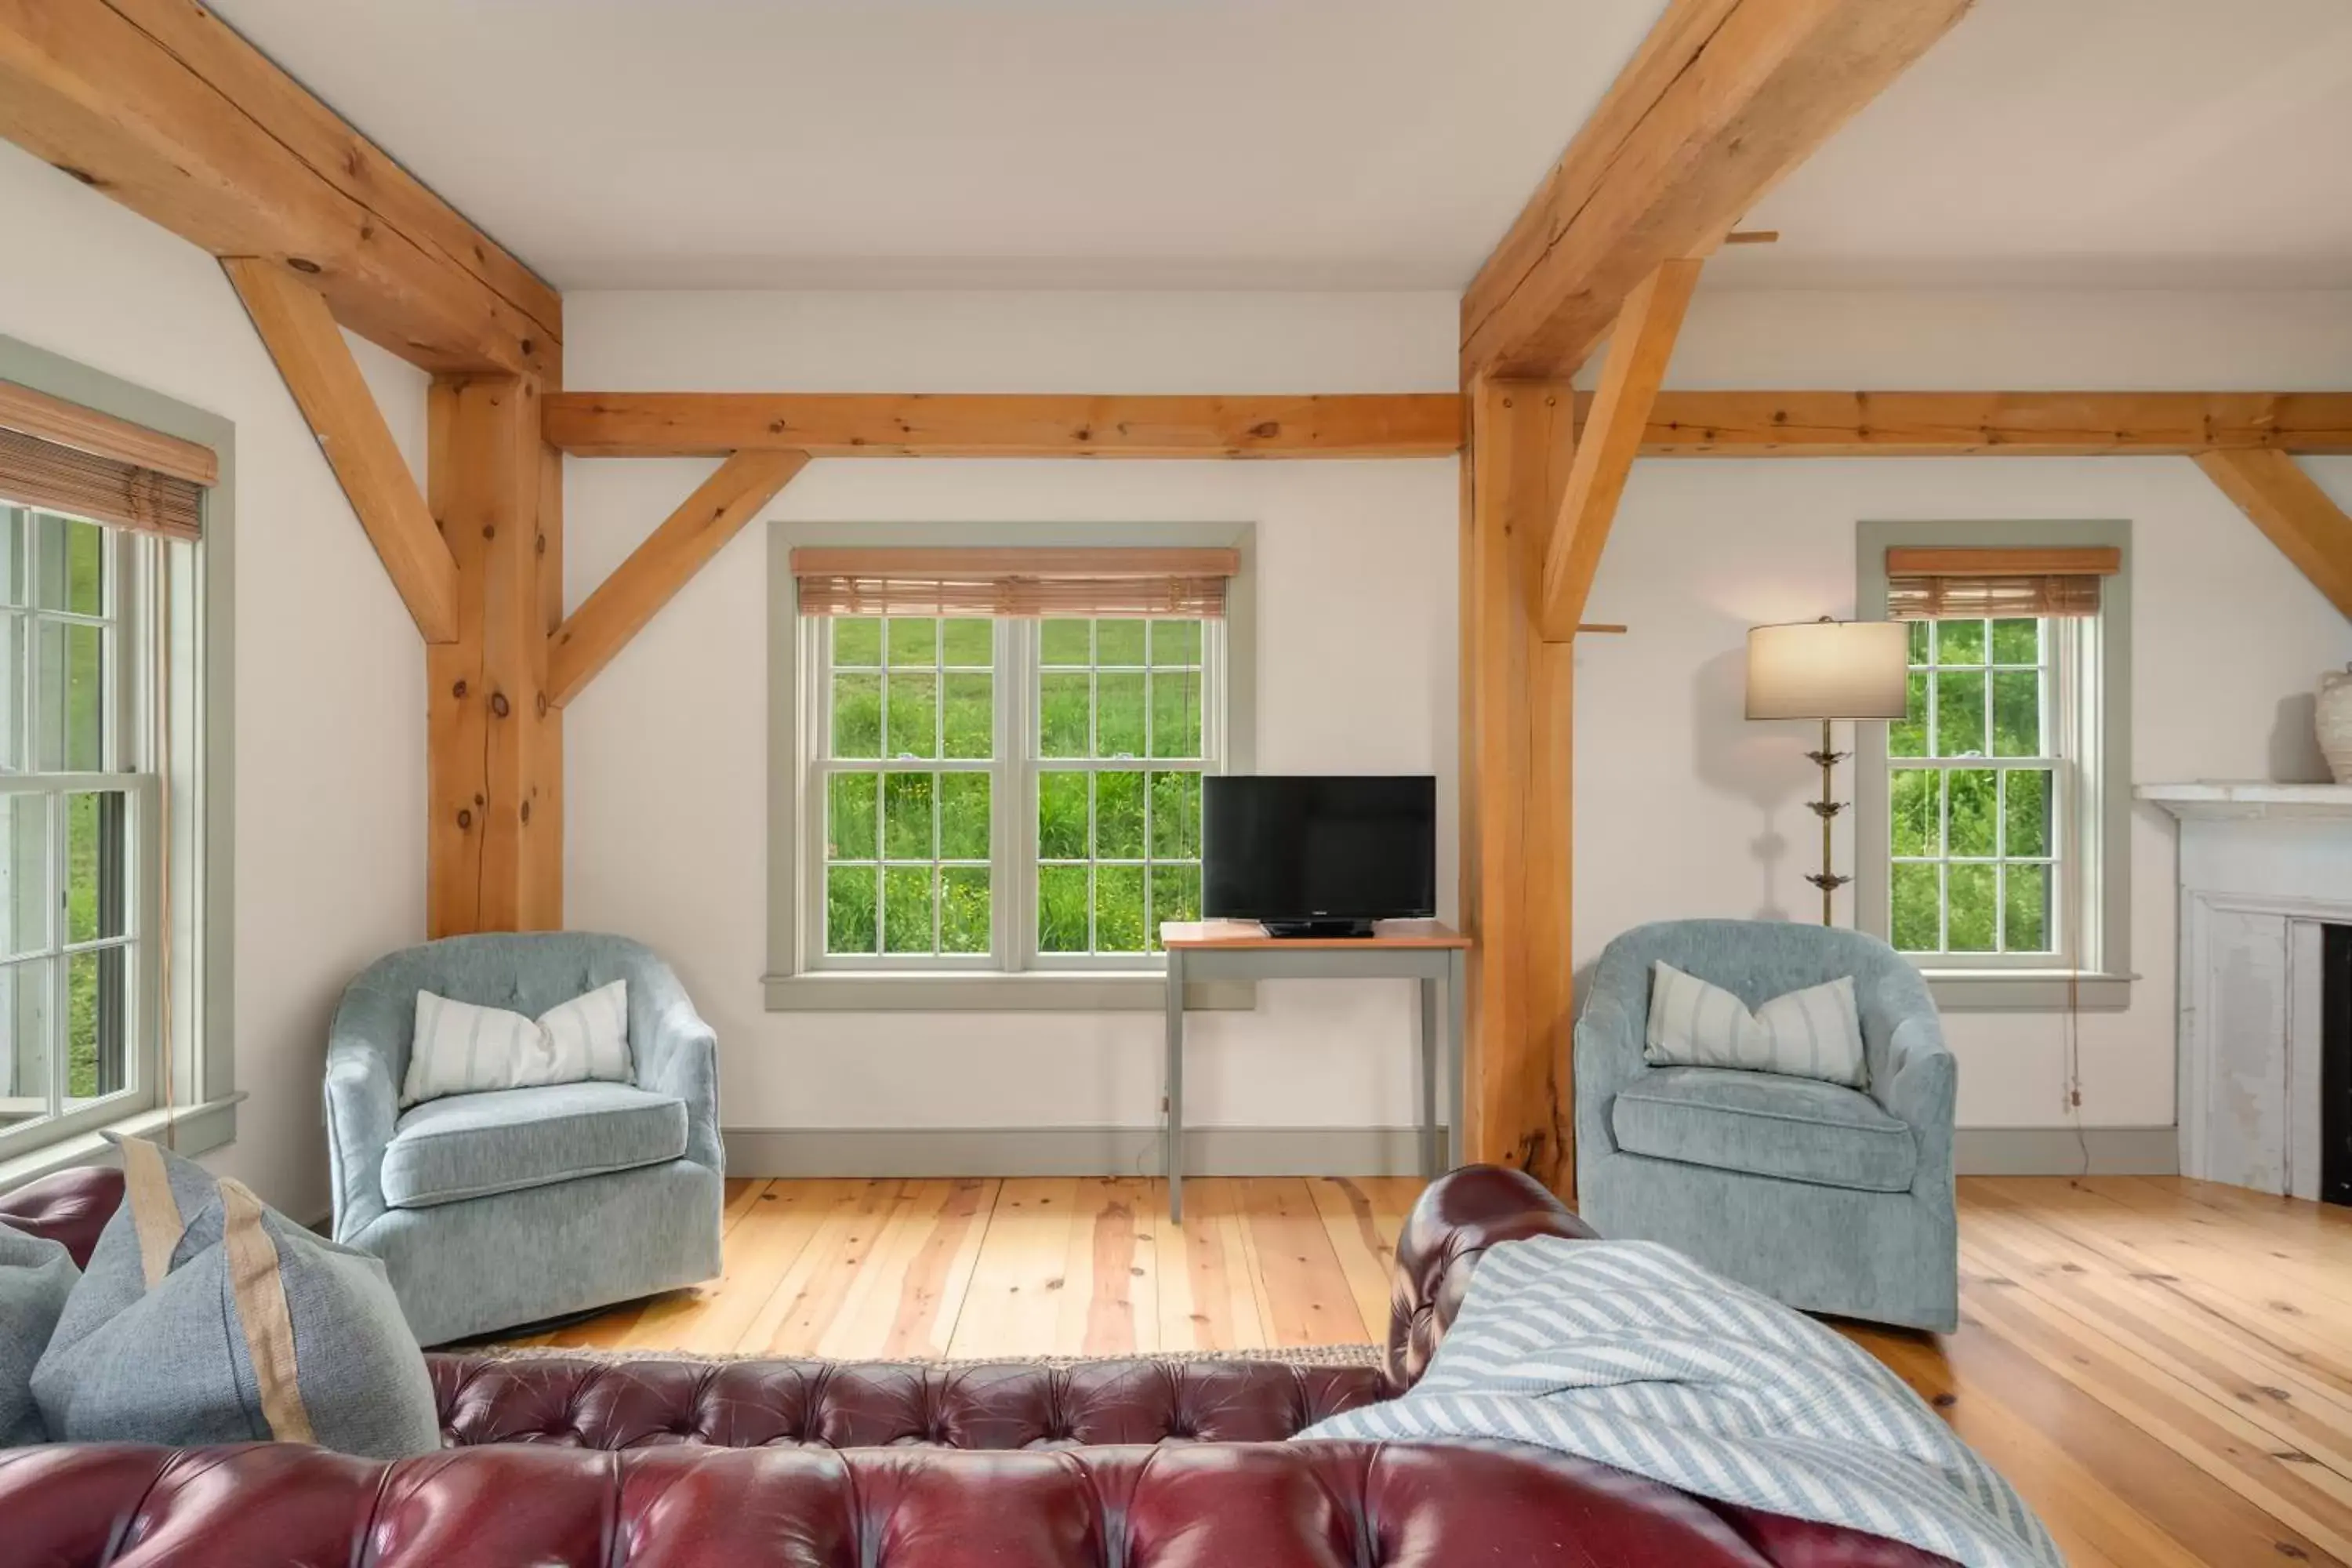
xmin=1690 ymin=646 xmax=1818 ymax=922
xmin=2269 ymin=693 xmax=2331 ymax=783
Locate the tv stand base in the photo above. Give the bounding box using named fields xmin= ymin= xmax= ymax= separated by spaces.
xmin=1260 ymin=918 xmax=1379 ymax=940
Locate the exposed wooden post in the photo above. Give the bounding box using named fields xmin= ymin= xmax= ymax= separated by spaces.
xmin=2194 ymin=449 xmax=2352 ymax=621
xmin=223 ymin=257 xmax=461 ymax=643
xmin=546 ymin=449 xmax=809 ymax=707
xmin=427 ymin=375 xmax=560 ymax=935
xmin=1461 ymin=378 xmax=1578 ymax=1194
xmin=1537 ymin=257 xmax=1703 ymax=641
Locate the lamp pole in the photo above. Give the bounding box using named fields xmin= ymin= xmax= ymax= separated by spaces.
xmin=1803 ymin=717 xmax=1846 ymax=926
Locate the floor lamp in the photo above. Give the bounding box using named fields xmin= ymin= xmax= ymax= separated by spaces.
xmin=1745 ymin=617 xmax=1911 ymax=925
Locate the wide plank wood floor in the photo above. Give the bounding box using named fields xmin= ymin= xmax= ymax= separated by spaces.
xmin=526 ymin=1174 xmax=2352 ymax=1566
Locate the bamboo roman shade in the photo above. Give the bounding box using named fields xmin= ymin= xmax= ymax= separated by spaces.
xmin=791 ymin=546 xmax=1240 ymax=619
xmin=0 ymin=381 xmax=216 ymax=542
xmin=1885 ymin=546 xmax=2119 ymax=620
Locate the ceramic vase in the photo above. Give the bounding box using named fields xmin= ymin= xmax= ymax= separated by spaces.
xmin=2320 ymin=666 xmax=2352 ymax=784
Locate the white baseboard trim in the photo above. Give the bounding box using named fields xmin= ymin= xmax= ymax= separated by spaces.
xmin=1954 ymin=1126 xmax=2178 ymax=1176
xmin=726 ymin=1123 xmax=2177 ymax=1181
xmin=722 ymin=1125 xmax=1443 ymax=1178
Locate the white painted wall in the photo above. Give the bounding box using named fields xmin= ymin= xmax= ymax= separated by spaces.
xmin=0 ymin=142 xmax=428 ymax=1212
xmin=563 ymin=292 xmax=1460 ymax=1134
xmin=9 ymin=143 xmax=2336 ymax=1178
xmin=568 ymin=286 xmax=2352 ymax=1145
xmin=1577 ymin=289 xmax=2352 ymax=1131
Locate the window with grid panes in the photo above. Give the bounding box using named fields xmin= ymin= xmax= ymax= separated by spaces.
xmin=1886 ymin=616 xmax=2071 ymax=959
xmin=0 ymin=506 xmax=157 ymax=1148
xmin=810 ymin=613 xmax=1218 ymax=970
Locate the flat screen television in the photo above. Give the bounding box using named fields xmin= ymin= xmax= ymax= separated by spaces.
xmin=1202 ymin=775 xmax=1436 ymax=938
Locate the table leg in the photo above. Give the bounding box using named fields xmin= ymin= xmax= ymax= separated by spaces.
xmin=1166 ymin=949 xmax=1185 ymax=1225
xmin=1418 ymin=975 xmax=1440 ymax=1178
xmin=1446 ymin=951 xmax=1466 ymax=1170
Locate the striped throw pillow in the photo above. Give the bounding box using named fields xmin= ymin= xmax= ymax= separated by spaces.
xmin=1642 ymin=962 xmax=1867 ymax=1089
xmin=400 ymin=980 xmax=633 ymax=1108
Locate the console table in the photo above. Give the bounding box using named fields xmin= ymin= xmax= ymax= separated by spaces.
xmin=1159 ymin=919 xmax=1470 ymax=1223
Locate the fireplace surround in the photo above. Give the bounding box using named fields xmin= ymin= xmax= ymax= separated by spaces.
xmin=2140 ymin=782 xmax=2352 ymax=1201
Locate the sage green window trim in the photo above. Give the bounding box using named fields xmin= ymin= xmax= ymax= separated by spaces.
xmin=767 ymin=519 xmax=1257 ymax=1014
xmin=0 ymin=332 xmax=236 ymax=1177
xmin=1854 ymin=519 xmax=2131 ymax=1013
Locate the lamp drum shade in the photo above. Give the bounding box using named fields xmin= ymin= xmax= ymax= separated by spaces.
xmin=1745 ymin=619 xmax=1910 ymax=721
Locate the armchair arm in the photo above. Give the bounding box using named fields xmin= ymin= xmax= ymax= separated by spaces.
xmin=1571 ymin=978 xmax=1649 ymax=1165
xmin=323 ymin=989 xmax=405 ymax=1240
xmin=1385 ymin=1165 xmax=1595 ymax=1395
xmin=1860 ymin=967 xmax=1955 ymax=1195
xmin=631 ymin=964 xmax=723 ymax=1174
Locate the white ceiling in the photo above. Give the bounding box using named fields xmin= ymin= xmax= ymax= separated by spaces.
xmin=1721 ymin=0 xmax=2352 ymax=290
xmin=207 ymin=0 xmax=1664 ymax=292
xmin=210 ymin=0 xmax=2352 ymax=295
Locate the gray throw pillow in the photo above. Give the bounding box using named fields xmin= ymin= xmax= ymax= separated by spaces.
xmin=0 ymin=1226 xmax=77 ymax=1446
xmin=31 ymin=1135 xmax=439 ymax=1458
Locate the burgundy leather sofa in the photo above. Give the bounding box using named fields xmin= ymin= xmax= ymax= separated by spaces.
xmin=1 ymin=1163 xmax=1950 ymax=1567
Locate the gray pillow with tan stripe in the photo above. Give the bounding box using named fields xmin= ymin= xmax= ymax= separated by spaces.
xmin=1642 ymin=961 xmax=1869 ymax=1089
xmin=30 ymin=1135 xmax=437 ymax=1458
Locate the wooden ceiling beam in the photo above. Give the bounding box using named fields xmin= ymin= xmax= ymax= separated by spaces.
xmin=1537 ymin=258 xmax=1703 ymax=641
xmin=541 ymin=392 xmax=1463 ymax=459
xmin=547 ymin=449 xmax=810 ymax=708
xmin=2194 ymin=449 xmax=2352 ymax=620
xmin=545 ymin=389 xmax=2352 ymax=460
xmin=1632 ymin=390 xmax=2352 ymax=456
xmin=0 ymin=0 xmax=558 ymax=378
xmin=1461 ymin=0 xmax=1973 ymax=378
xmin=224 ymin=257 xmax=460 ymax=643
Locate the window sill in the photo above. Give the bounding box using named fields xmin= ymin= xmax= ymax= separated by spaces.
xmin=762 ymin=971 xmax=1257 ymax=1013
xmin=0 ymin=1092 xmax=242 ymax=1195
xmin=1918 ymin=970 xmax=2135 ymax=1012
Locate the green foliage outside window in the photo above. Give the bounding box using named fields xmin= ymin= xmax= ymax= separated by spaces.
xmin=1888 ymin=615 xmax=2056 ymax=956
xmin=820 ymin=613 xmax=1208 ymax=961
xmin=1034 ymin=617 xmax=1203 ymax=956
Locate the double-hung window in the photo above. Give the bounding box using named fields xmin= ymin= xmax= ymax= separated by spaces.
xmin=1857 ymin=523 xmax=2132 ymax=1008
xmin=774 ymin=532 xmax=1248 ymax=1003
xmin=0 ymin=358 xmax=223 ymax=1174
xmin=0 ymin=507 xmax=156 ymax=1148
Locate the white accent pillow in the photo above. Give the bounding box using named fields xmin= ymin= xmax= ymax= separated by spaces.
xmin=401 ymin=980 xmax=632 ymax=1109
xmin=1642 ymin=962 xmax=1867 ymax=1089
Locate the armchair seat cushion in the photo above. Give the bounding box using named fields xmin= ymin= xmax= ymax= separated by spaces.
xmin=1610 ymin=1066 xmax=1918 ymax=1194
xmin=381 ymin=1083 xmax=688 ymax=1211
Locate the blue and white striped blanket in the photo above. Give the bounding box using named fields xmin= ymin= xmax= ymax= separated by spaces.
xmin=1299 ymin=1237 xmax=2061 ymax=1568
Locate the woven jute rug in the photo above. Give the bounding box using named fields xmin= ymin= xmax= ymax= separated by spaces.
xmin=452 ymin=1342 xmax=1386 ymax=1371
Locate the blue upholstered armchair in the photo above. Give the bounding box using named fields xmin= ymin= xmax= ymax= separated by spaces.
xmin=324 ymin=933 xmax=724 ymax=1346
xmin=1574 ymin=920 xmax=1957 ymax=1331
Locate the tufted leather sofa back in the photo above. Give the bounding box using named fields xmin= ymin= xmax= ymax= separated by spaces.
xmin=2 ymin=1436 xmax=1953 ymax=1566
xmin=431 ymin=1355 xmax=1387 ymax=1449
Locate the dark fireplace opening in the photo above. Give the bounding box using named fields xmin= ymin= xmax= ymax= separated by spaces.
xmin=2326 ymin=924 xmax=2351 ymax=1208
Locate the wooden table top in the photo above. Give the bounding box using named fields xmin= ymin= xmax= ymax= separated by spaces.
xmin=1158 ymin=919 xmax=1471 ymax=951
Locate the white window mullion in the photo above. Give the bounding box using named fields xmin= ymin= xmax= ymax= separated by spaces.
xmin=998 ymin=617 xmax=1025 ymax=974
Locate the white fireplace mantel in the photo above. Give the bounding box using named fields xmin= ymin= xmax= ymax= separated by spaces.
xmin=2137 ymin=782 xmax=2352 ymax=821
xmin=2140 ymin=781 xmax=2352 ymax=1197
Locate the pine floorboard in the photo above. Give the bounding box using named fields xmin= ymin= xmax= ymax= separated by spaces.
xmin=517 ymin=1173 xmax=2352 ymax=1566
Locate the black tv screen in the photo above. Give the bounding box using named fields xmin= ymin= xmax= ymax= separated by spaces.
xmin=1202 ymin=775 xmax=1436 ymax=935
